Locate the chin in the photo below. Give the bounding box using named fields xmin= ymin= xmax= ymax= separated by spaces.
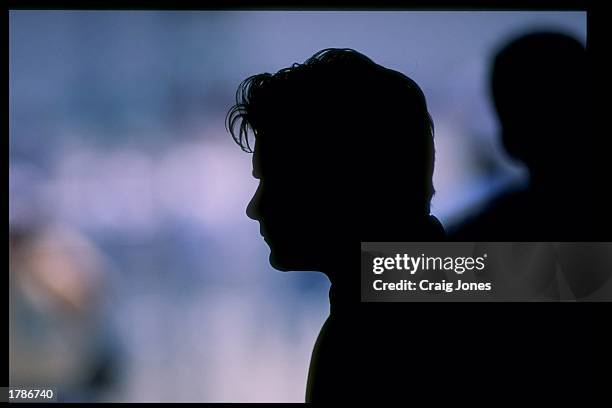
xmin=268 ymin=250 xmax=319 ymax=272
xmin=268 ymin=252 xmax=294 ymax=272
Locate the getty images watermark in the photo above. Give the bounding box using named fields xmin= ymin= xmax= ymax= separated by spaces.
xmin=361 ymin=242 xmax=612 ymax=302
xmin=371 ymin=252 xmax=490 ymax=293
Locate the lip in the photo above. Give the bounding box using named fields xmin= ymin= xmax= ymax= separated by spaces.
xmin=259 ymin=222 xmax=272 ymax=244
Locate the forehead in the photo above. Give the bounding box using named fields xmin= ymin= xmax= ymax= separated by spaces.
xmin=251 ymin=137 xmax=311 ymax=181
xmin=249 ymin=122 xmax=346 ymax=180
xmin=251 ymin=141 xmax=261 ymax=177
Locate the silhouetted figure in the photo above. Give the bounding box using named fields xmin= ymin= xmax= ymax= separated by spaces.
xmin=227 ymin=48 xmax=593 ymax=401
xmin=452 ymin=32 xmax=600 ymax=241
xmin=446 ymin=32 xmax=599 ymax=401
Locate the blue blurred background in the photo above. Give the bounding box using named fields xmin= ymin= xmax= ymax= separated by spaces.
xmin=9 ymin=11 xmax=586 ymax=402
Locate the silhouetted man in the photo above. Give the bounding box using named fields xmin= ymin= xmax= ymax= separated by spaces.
xmin=227 ymin=49 xmax=449 ymax=401
xmin=448 ymin=32 xmax=600 ymax=401
xmin=451 ymin=32 xmax=600 ymax=241
xmin=226 ymin=47 xmax=594 ymax=402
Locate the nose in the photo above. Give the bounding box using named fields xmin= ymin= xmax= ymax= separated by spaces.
xmin=246 ymin=184 xmax=262 ymax=221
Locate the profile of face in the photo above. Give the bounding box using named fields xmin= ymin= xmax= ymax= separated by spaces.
xmin=246 ymin=132 xmax=345 ymax=272
xmin=228 ymin=49 xmax=437 ymax=273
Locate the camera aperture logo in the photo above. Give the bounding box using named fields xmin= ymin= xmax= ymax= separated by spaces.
xmin=371 ymin=253 xmax=492 ymax=293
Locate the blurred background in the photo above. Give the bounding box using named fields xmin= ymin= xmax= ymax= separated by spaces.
xmin=9 ymin=11 xmax=586 ymax=402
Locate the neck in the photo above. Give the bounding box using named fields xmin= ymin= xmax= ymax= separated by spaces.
xmin=327 ymin=268 xmax=360 ymax=315
xmin=324 ymin=214 xmax=445 ymax=315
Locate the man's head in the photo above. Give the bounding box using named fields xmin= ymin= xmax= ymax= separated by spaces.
xmin=491 ymin=32 xmax=588 ymax=183
xmin=227 ymin=48 xmax=435 ymax=272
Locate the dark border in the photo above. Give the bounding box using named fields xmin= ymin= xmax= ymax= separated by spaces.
xmin=5 ymin=0 xmax=590 ymax=11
